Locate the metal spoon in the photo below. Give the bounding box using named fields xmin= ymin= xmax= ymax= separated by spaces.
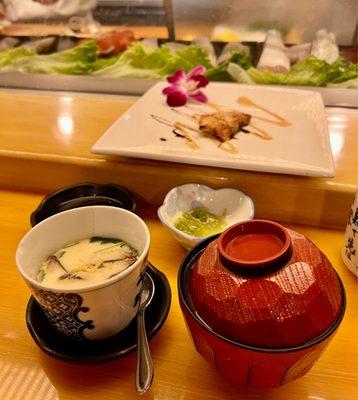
xmin=135 ymin=273 xmax=155 ymax=394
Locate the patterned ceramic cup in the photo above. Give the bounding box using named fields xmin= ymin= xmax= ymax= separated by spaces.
xmin=342 ymin=193 xmax=358 ymax=277
xmin=16 ymin=206 xmax=150 ymax=341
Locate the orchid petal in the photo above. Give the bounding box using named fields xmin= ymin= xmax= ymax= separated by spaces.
xmin=192 ymin=74 xmax=209 ymax=88
xmin=166 ymin=87 xmax=188 ymax=107
xmin=163 ymin=85 xmax=179 ymax=95
xmin=189 ymin=91 xmax=207 ymax=104
xmin=167 ymin=69 xmax=186 ymax=85
xmin=187 ymin=66 xmax=206 ymax=79
xmin=164 ymin=66 xmax=209 ymax=107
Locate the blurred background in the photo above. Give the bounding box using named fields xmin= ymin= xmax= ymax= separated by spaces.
xmin=1 ymin=0 xmax=357 ymax=44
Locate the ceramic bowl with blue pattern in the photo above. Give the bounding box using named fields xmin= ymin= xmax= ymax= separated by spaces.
xmin=16 ymin=206 xmax=150 ymax=341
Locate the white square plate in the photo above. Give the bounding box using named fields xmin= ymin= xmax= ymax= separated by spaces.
xmin=92 ymin=82 xmax=334 ymax=177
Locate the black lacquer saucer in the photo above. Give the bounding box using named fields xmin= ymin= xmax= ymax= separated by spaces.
xmin=30 ymin=182 xmax=136 ymax=226
xmin=26 ymin=262 xmax=171 ymax=363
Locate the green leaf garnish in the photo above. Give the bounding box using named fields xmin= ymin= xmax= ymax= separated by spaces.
xmin=94 ymin=243 xmax=122 ymax=253
xmin=37 ymin=269 xmax=46 ymax=282
xmin=55 ymin=250 xmax=65 ymax=258
xmin=128 ymin=245 xmax=138 ymax=255
xmin=64 ymin=241 xmax=79 ymax=248
xmin=90 ymin=237 xmax=121 ymax=244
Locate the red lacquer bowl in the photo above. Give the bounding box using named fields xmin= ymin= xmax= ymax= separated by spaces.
xmin=178 ymin=220 xmax=346 ymax=389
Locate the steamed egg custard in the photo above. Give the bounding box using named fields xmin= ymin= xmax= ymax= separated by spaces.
xmin=36 ymin=237 xmax=138 ymax=289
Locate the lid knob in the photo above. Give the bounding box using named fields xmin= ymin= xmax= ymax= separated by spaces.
xmin=218 ymin=220 xmax=292 ymax=275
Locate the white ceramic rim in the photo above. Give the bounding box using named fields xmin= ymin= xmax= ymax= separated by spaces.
xmin=15 ymin=206 xmax=150 ymax=293
xmin=157 ymin=183 xmax=255 ymax=242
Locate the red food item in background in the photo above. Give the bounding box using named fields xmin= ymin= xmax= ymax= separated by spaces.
xmin=340 ymin=46 xmax=358 ymax=63
xmin=96 ymin=30 xmax=135 ymax=56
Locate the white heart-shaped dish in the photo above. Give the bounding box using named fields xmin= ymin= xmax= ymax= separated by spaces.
xmin=158 ymin=184 xmax=255 ymax=250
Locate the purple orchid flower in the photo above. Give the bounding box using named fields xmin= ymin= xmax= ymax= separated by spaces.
xmin=162 ymin=66 xmax=209 ymax=107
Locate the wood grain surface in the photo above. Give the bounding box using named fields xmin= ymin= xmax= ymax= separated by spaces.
xmin=0 ymin=90 xmax=356 ymax=228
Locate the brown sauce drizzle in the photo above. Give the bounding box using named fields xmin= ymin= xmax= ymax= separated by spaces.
xmin=150 ymin=95 xmax=289 ymax=153
xmin=151 ymin=114 xmax=199 ymax=150
xmin=174 ymin=121 xmax=200 ymax=135
xmin=150 ymin=114 xmax=173 ymax=128
xmin=185 ymin=105 xmax=207 ymax=114
xmin=247 ymin=124 xmax=272 ymax=140
xmin=173 ymin=130 xmax=184 ymax=138
xmin=171 ymin=108 xmax=196 ymax=120
xmin=173 ymin=122 xmax=199 ymax=149
xmin=219 ymin=140 xmax=239 ymax=154
xmin=151 ymin=114 xmax=238 ymax=153
xmin=207 ymin=102 xmax=232 ymax=112
xmin=237 ymin=96 xmax=291 ymax=127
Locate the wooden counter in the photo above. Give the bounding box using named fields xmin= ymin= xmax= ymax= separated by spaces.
xmin=0 ymin=22 xmax=211 ymax=41
xmin=0 ymin=188 xmax=356 ymax=400
xmin=0 ymin=90 xmax=357 ymax=228
xmin=0 ymin=23 xmax=168 ymax=38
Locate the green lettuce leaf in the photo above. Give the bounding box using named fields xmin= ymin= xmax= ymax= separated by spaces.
xmin=327 ymin=77 xmax=358 ymax=88
xmin=160 ymin=45 xmax=212 ymax=76
xmin=330 ymin=60 xmax=358 ymax=83
xmin=94 ymin=43 xmax=171 ymax=78
xmin=4 ymin=40 xmax=98 ymax=75
xmin=246 ymin=56 xmax=357 ymax=87
xmin=118 ymin=43 xmax=172 ymax=70
xmin=205 ymin=51 xmax=252 ymax=82
xmin=0 ymin=47 xmax=35 ymax=68
xmin=94 ymin=54 xmax=121 ymax=71
xmin=227 ymin=63 xmax=255 ymax=84
xmin=246 ymin=67 xmax=283 ymax=85
xmin=281 ymin=56 xmax=345 ymax=86
xmin=94 ymin=43 xmax=212 ymax=79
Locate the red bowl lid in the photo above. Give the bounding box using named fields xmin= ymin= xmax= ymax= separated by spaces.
xmin=190 ymin=220 xmax=343 ymax=348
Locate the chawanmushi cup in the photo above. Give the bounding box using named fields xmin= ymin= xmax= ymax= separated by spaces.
xmin=178 ymin=219 xmax=346 ymax=389
xmin=16 ymin=206 xmax=150 ymax=341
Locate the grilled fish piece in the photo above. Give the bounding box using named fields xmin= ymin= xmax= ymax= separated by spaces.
xmin=198 ymin=111 xmax=251 ymax=142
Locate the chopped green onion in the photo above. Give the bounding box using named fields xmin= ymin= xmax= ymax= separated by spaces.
xmin=90 ymin=236 xmax=121 ymax=244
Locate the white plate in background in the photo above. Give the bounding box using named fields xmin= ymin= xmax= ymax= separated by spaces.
xmin=92 ymin=82 xmax=334 ymax=177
